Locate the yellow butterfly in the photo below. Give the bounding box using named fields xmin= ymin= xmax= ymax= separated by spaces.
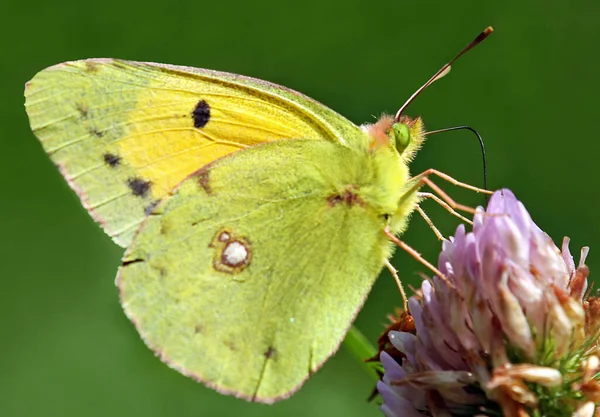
xmin=24 ymin=27 xmax=492 ymax=402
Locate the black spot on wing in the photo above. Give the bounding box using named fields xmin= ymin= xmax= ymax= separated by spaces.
xmin=121 ymin=258 xmax=145 ymax=267
xmin=192 ymin=100 xmax=211 ymax=128
xmin=159 ymin=218 xmax=172 ymax=236
xmin=84 ymin=61 xmax=100 ymax=73
xmin=144 ymin=200 xmax=161 ymax=215
xmin=156 ymin=266 xmax=167 ymax=279
xmin=75 ymin=102 xmax=88 ymax=119
xmin=88 ymin=127 xmax=104 ymax=138
xmin=103 ymin=153 xmax=121 ymax=168
xmin=127 ymin=177 xmax=152 ymax=198
xmin=264 ymin=346 xmax=276 ymax=359
xmin=196 ymin=170 xmax=213 ymax=196
xmin=327 ymin=186 xmax=365 ymax=207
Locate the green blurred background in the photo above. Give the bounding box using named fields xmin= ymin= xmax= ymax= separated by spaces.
xmin=2 ymin=0 xmax=599 ymax=416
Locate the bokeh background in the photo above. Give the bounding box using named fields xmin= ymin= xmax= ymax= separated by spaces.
xmin=2 ymin=1 xmax=599 ymax=416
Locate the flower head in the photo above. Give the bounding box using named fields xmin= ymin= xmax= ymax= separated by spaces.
xmin=378 ymin=189 xmax=600 ymax=417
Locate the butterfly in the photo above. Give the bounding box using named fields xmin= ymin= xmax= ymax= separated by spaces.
xmin=24 ymin=27 xmax=492 ymax=403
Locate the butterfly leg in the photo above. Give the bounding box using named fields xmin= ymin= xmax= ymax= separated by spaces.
xmin=385 ymin=260 xmax=408 ymax=309
xmin=418 ymin=177 xmax=475 ymax=215
xmin=383 ymin=227 xmax=455 ymax=290
xmin=387 ymin=169 xmax=489 ymax=288
xmin=415 ymin=205 xmax=445 ymax=240
xmin=416 ymin=168 xmax=492 ymax=194
xmin=405 ymin=168 xmax=493 ymax=218
xmin=417 ymin=192 xmax=473 ymax=226
xmin=415 ymin=193 xmax=474 ymax=241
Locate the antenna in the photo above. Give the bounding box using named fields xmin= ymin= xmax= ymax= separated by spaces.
xmin=425 ymin=126 xmax=488 ymax=201
xmin=394 ymin=26 xmax=494 ymax=122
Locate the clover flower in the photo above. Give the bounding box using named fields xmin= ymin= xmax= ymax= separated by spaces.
xmin=377 ymin=189 xmax=600 ymax=417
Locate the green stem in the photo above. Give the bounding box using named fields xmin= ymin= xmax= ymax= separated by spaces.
xmin=343 ymin=325 xmax=381 ymax=382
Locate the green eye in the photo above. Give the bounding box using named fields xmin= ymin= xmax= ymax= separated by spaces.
xmin=392 ymin=123 xmax=411 ymax=154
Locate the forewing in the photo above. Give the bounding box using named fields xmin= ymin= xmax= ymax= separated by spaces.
xmin=118 ymin=139 xmax=388 ymax=402
xmin=25 ymin=59 xmax=362 ymax=246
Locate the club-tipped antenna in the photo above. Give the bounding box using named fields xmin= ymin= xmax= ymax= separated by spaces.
xmin=394 ymin=26 xmax=494 ymax=122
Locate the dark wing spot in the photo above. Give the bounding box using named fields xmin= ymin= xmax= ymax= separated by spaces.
xmin=264 ymin=346 xmax=276 ymax=359
xmin=149 ymin=264 xmax=168 ymax=281
xmin=159 ymin=219 xmax=172 ymax=236
xmin=194 ymin=324 xmax=203 ymax=334
xmin=75 ymin=102 xmax=88 ymax=118
xmin=197 ymin=170 xmax=213 ymax=196
xmin=144 ymin=200 xmax=160 ymax=215
xmin=327 ymin=186 xmax=365 ymax=207
xmin=327 ymin=194 xmax=343 ymax=206
xmin=192 ymin=100 xmax=211 ymax=128
xmin=84 ymin=61 xmax=100 ymax=73
xmin=127 ymin=177 xmax=152 ymax=198
xmin=157 ymin=267 xmax=167 ymax=279
xmin=88 ymin=127 xmax=104 ymax=138
xmin=112 ymin=60 xmax=129 ymax=70
xmin=103 ymin=153 xmax=121 ymax=168
xmin=122 ymin=258 xmax=145 ymax=267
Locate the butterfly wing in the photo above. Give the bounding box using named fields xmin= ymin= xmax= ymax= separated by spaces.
xmin=24 ymin=59 xmax=363 ymax=246
xmin=118 ymin=138 xmax=391 ymax=402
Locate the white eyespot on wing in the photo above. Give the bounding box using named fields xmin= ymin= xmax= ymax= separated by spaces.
xmin=210 ymin=228 xmax=252 ymax=274
xmin=222 ymin=241 xmax=249 ymax=267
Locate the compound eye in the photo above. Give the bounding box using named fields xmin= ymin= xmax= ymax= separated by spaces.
xmin=392 ymin=123 xmax=411 ymax=154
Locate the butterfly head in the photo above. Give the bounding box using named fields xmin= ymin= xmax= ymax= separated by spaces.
xmin=364 ymin=26 xmax=493 ymax=164
xmin=363 ymin=114 xmax=424 ymax=162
